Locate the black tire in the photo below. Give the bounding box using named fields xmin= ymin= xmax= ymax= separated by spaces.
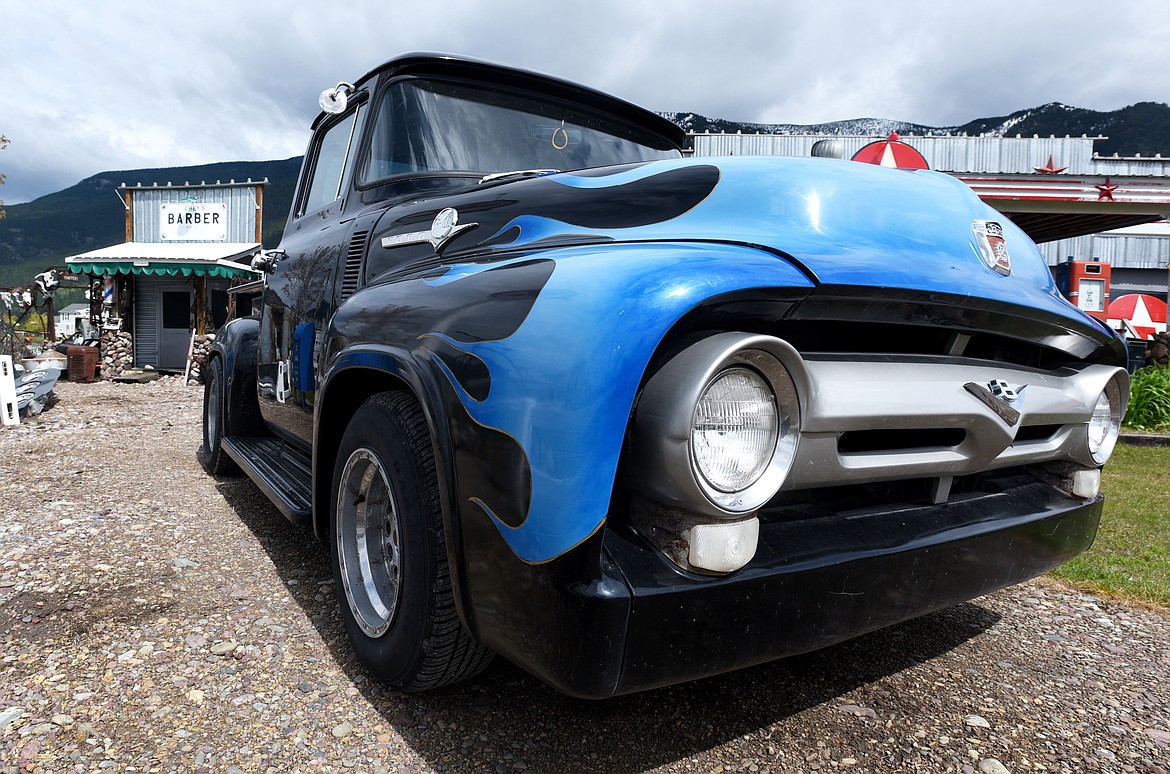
xmin=202 ymin=356 xmax=239 ymax=475
xmin=331 ymin=391 xmax=493 ymax=691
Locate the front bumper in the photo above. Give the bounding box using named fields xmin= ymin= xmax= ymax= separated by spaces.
xmin=466 ymin=474 xmax=1101 ymax=698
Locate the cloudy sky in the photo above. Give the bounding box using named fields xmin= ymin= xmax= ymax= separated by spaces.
xmin=2 ymin=0 xmax=1168 ymax=204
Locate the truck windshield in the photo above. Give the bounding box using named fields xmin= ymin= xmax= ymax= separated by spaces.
xmin=360 ymin=78 xmax=681 ymax=184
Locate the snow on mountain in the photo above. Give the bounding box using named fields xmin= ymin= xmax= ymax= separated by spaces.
xmin=662 ymin=102 xmax=1170 ymax=157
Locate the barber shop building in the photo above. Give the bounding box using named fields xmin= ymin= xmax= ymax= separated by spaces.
xmin=66 ymin=180 xmax=264 ymax=375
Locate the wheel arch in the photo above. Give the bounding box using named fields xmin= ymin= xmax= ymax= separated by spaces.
xmin=313 ymin=346 xmax=474 ymax=631
xmin=208 ymin=316 xmax=263 ymax=436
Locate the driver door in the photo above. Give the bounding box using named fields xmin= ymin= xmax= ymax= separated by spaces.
xmin=257 ymin=102 xmax=365 ymax=445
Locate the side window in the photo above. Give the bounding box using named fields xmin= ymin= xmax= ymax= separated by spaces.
xmin=299 ymin=106 xmax=363 ymax=217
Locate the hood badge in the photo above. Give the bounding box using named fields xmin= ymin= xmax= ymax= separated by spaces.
xmin=964 ymin=379 xmax=1024 ymax=426
xmin=973 ymin=220 xmax=1011 ymax=276
xmin=381 ymin=208 xmax=478 ymax=255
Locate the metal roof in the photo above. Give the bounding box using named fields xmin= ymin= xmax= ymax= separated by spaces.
xmin=119 ymin=179 xmax=268 ymax=190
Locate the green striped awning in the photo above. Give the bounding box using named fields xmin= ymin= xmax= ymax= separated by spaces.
xmin=65 ymin=242 xmax=262 ymax=279
xmin=66 ymin=261 xmax=256 ymax=279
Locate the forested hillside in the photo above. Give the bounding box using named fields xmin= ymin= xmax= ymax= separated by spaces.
xmin=0 ymin=158 xmax=300 ymax=287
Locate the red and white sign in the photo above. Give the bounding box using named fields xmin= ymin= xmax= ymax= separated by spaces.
xmin=1107 ymin=293 xmax=1167 ymax=340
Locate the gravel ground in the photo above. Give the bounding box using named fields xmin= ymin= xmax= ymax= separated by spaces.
xmin=2 ymin=380 xmax=1169 ymax=774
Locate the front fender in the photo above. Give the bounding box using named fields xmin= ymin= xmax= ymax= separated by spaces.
xmin=332 ymin=241 xmax=813 ymax=565
xmin=312 ymin=344 xmax=455 ymax=539
xmin=210 ymin=315 xmax=262 ymax=435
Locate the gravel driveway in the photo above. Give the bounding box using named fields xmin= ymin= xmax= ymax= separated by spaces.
xmin=2 ymin=380 xmax=1169 ymax=773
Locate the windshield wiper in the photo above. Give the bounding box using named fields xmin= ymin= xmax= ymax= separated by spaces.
xmin=479 ymin=169 xmax=560 ymax=184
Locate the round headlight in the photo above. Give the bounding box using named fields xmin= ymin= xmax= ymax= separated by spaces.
xmin=1087 ymin=382 xmax=1121 ymax=465
xmin=691 ymin=367 xmax=778 ymax=492
xmin=626 ymin=333 xmax=803 ymax=517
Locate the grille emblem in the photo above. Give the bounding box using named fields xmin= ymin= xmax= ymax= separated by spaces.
xmin=964 ymin=380 xmax=1022 ymax=426
xmin=988 ymin=379 xmax=1018 ymax=402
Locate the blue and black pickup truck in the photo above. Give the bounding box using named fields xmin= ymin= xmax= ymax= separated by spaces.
xmin=202 ymin=52 xmax=1129 ymax=698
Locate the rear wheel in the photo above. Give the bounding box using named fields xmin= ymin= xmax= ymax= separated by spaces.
xmin=202 ymin=356 xmax=238 ymax=474
xmin=331 ymin=391 xmax=493 ymax=691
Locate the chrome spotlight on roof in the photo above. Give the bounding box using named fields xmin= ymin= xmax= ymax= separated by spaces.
xmin=318 ymin=82 xmax=356 ymax=114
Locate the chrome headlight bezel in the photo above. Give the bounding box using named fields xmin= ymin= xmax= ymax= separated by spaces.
xmin=627 ymin=333 xmax=804 ymax=517
xmin=1087 ymin=376 xmax=1124 ymax=465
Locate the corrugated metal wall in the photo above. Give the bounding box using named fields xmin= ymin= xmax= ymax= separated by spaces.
xmin=1110 ymin=269 xmax=1168 ymax=297
xmin=128 ymin=184 xmax=260 ymax=242
xmin=134 ymin=277 xmax=160 ymax=368
xmin=690 ymin=134 xmax=1169 ymax=177
xmin=1040 ymin=233 xmax=1170 ymax=269
xmin=1088 ymin=157 xmax=1170 ymax=178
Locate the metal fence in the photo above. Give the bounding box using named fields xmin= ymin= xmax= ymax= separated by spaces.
xmin=1039 ymin=231 xmax=1170 ymax=269
xmin=690 ymin=133 xmax=1170 ymax=177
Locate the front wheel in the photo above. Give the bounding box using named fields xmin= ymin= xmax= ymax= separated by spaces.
xmin=331 ymin=391 xmax=493 ymax=691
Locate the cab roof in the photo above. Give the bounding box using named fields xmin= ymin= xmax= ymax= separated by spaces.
xmin=314 ymin=51 xmax=687 ymax=150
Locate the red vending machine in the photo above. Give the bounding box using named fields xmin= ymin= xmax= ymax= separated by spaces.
xmin=1054 ymin=259 xmax=1111 ymax=322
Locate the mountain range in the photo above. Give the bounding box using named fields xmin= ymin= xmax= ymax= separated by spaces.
xmin=2 ymin=101 xmax=1169 ymax=288
xmin=664 ymin=101 xmax=1170 ymax=158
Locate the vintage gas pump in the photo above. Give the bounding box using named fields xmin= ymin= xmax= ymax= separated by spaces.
xmin=1054 ymin=258 xmax=1111 ymax=322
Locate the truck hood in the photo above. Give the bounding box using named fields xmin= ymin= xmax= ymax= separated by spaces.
xmin=370 ymin=156 xmax=1092 ymax=329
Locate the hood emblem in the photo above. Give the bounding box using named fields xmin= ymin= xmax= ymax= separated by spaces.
xmin=381 ymin=207 xmax=478 ymax=255
xmin=973 ymin=220 xmax=1011 ymax=276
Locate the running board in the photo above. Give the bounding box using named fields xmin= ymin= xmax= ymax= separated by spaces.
xmin=222 ymin=436 xmax=313 ymax=527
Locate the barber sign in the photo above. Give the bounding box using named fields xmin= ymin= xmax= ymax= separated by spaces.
xmin=160 ymin=203 xmax=227 ymax=241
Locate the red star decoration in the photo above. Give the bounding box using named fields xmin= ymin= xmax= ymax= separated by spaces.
xmin=1033 ymin=154 xmax=1067 ymax=174
xmin=1096 ymin=178 xmax=1118 ymax=201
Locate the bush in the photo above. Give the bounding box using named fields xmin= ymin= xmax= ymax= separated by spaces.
xmin=1125 ymin=365 xmax=1170 ymax=431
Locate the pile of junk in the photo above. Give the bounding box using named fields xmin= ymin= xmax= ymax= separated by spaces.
xmin=0 ymin=351 xmax=63 ymax=422
xmin=1 ymin=269 xmax=101 ymax=426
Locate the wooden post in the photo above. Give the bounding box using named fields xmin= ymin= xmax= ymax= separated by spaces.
xmin=124 ymin=188 xmax=133 ymax=242
xmin=87 ymin=273 xmax=99 ymax=331
xmin=182 ymin=329 xmax=197 ymax=385
xmin=121 ymin=275 xmax=133 ymax=332
xmin=255 ymin=183 xmax=264 ymax=244
xmin=46 ymin=296 xmax=56 ymax=340
xmin=194 ymin=276 xmax=207 ymax=336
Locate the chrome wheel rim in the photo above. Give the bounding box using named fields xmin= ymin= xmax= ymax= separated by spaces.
xmin=336 ymin=448 xmax=402 ymax=638
xmin=205 ymin=368 xmax=221 ymax=451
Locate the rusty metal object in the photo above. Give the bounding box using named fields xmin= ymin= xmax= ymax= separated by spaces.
xmin=66 ymin=346 xmax=99 ymax=383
